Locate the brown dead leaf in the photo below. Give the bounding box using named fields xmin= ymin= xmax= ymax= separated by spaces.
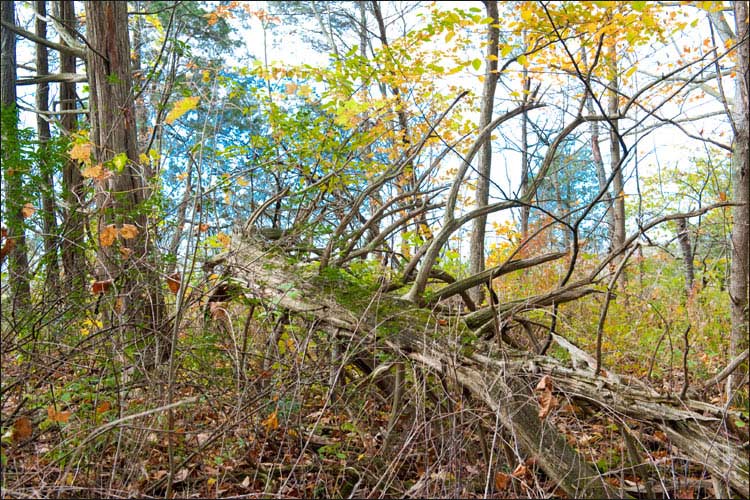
xmin=92 ymin=279 xmax=113 ymax=294
xmin=119 ymin=247 xmax=133 ymax=260
xmin=167 ymin=273 xmax=181 ymax=294
xmin=47 ymin=406 xmax=72 ymax=423
xmin=96 ymin=401 xmax=111 ymax=414
xmin=538 ymin=389 xmax=557 ymax=419
xmin=0 ymin=237 xmax=16 ymax=262
xmin=535 ymin=374 xmax=553 ymax=391
xmin=12 ymin=417 xmax=33 ymax=442
xmin=209 ymin=301 xmax=228 ymax=322
xmin=114 ymin=297 xmax=124 ymax=313
xmin=99 ymin=224 xmax=118 ymax=247
xmin=119 ymin=224 xmax=138 ymax=239
xmin=198 ymin=223 xmax=209 ymax=232
xmin=494 ymin=471 xmax=511 ymax=490
xmin=21 ymin=203 xmax=35 ymax=219
xmin=511 ymin=463 xmax=528 ymax=479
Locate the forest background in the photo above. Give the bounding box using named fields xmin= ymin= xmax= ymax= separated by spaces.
xmin=1 ymin=1 xmax=748 ymax=498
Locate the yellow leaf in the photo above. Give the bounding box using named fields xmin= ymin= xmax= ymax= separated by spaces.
xmin=100 ymin=224 xmax=118 ymax=247
xmin=165 ymin=96 xmax=200 ymax=124
xmin=69 ymin=142 xmax=91 ymax=163
xmin=21 ymin=203 xmax=35 ymax=219
xmin=119 ymin=224 xmax=139 ymax=239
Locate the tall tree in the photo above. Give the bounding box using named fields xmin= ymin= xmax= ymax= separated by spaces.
xmin=728 ymin=0 xmax=749 ymax=392
xmin=35 ymin=0 xmax=59 ymax=291
xmin=468 ymin=0 xmax=499 ymax=306
xmin=84 ymin=1 xmax=167 ymax=365
xmin=1 ymin=0 xmax=31 ymax=313
xmin=57 ymin=0 xmax=86 ymax=286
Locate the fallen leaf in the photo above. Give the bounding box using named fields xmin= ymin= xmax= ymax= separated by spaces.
xmin=47 ymin=406 xmax=72 ymax=423
xmin=96 ymin=401 xmax=111 ymax=414
xmin=99 ymin=224 xmax=118 ymax=247
xmin=119 ymin=224 xmax=138 ymax=239
xmin=241 ymin=476 xmax=250 ymax=488
xmin=495 ymin=471 xmax=511 ymax=490
xmin=167 ymin=273 xmax=181 ymax=294
xmin=262 ymin=410 xmax=279 ymax=432
xmin=21 ymin=203 xmax=35 ymax=218
xmin=92 ymin=279 xmax=113 ymax=294
xmin=511 ymin=463 xmax=528 ymax=479
xmin=13 ymin=417 xmax=33 ymax=441
xmin=535 ymin=374 xmax=553 ymax=391
xmin=538 ymin=389 xmax=557 ymax=419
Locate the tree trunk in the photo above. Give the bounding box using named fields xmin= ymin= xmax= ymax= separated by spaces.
xmin=608 ymin=58 xmax=626 ymax=256
xmin=1 ymin=0 xmax=31 ymax=313
xmin=676 ymin=217 xmax=694 ymax=295
xmin=520 ymin=69 xmax=531 ymax=238
xmin=57 ymin=0 xmax=86 ymax=287
xmin=85 ymin=1 xmax=167 ymax=366
xmin=469 ymin=0 xmax=499 ymax=307
xmin=35 ymin=0 xmax=59 ymax=291
xmin=728 ymin=0 xmax=749 ymax=394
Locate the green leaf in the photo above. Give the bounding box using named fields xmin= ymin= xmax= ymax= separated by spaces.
xmin=632 ymin=1 xmax=646 ymax=11
xmin=471 ymin=58 xmax=482 ymax=71
xmin=112 ymin=152 xmax=128 ymax=172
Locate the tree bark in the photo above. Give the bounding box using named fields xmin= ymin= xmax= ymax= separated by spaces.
xmin=35 ymin=0 xmax=59 ymax=291
xmin=57 ymin=0 xmax=87 ymax=287
xmin=1 ymin=0 xmax=31 ymax=313
xmin=85 ymin=1 xmax=167 ymax=366
xmin=468 ymin=0 xmax=499 ymax=307
xmin=728 ymin=0 xmax=749 ymax=393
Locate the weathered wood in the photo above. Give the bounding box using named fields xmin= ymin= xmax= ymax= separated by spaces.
xmin=214 ymin=239 xmax=748 ymax=496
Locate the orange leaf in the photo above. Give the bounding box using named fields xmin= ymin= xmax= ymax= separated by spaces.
xmin=198 ymin=223 xmax=209 ymax=232
xmin=13 ymin=416 xmax=33 ymax=442
xmin=82 ymin=163 xmax=112 ymax=181
xmin=494 ymin=472 xmax=511 ymax=490
xmin=167 ymin=273 xmax=181 ymax=294
xmin=96 ymin=401 xmax=111 ymax=414
xmin=47 ymin=406 xmax=72 ymax=423
xmin=0 ymin=237 xmax=16 ymax=262
xmin=92 ymin=279 xmax=113 ymax=294
xmin=69 ymin=142 xmax=91 ymax=162
xmin=100 ymin=224 xmax=118 ymax=247
xmin=718 ymin=191 xmax=727 ymax=202
xmin=262 ymin=410 xmax=279 ymax=432
xmin=21 ymin=203 xmax=35 ymax=218
xmin=114 ymin=297 xmax=124 ymax=313
xmin=119 ymin=224 xmax=138 ymax=239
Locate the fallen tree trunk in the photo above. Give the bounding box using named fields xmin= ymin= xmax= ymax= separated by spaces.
xmin=207 ymin=240 xmax=748 ymax=496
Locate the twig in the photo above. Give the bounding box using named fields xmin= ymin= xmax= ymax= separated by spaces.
xmin=680 ymin=325 xmax=692 ymax=399
xmin=703 ymin=349 xmax=750 ymax=389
